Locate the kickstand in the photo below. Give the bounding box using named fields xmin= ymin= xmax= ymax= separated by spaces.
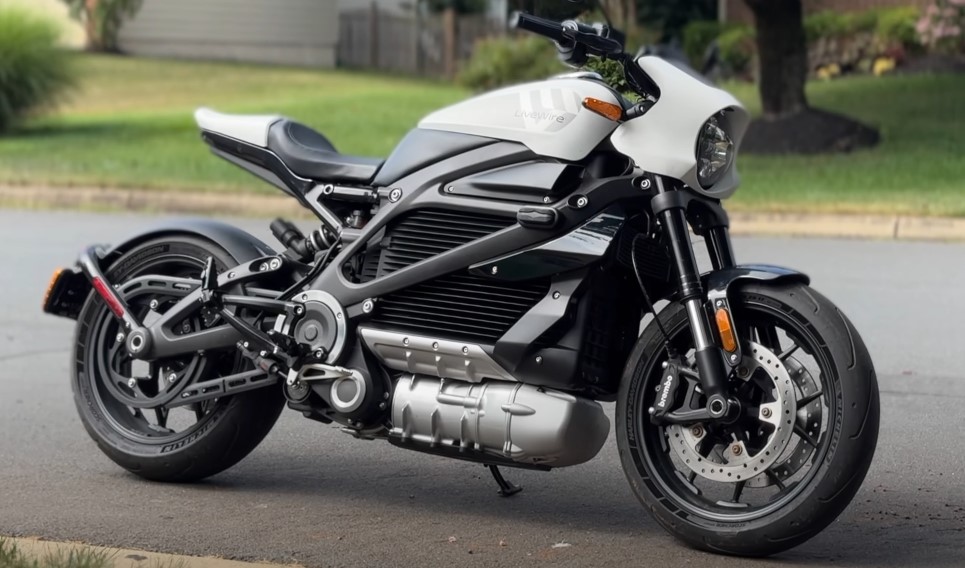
xmin=488 ymin=465 xmax=522 ymax=497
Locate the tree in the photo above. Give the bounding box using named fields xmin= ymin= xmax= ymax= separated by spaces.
xmin=740 ymin=0 xmax=879 ymax=153
xmin=743 ymin=0 xmax=808 ymax=119
xmin=61 ymin=0 xmax=143 ymax=52
xmin=637 ymin=0 xmax=716 ymax=42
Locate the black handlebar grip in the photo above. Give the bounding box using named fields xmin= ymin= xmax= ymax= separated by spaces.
xmin=509 ymin=11 xmax=564 ymax=42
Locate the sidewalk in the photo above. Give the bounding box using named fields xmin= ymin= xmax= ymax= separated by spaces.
xmin=3 ymin=185 xmax=965 ymax=242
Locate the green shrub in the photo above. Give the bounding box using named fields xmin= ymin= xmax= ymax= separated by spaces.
xmin=875 ymin=6 xmax=921 ymax=50
xmin=805 ymin=11 xmax=851 ymax=41
xmin=458 ymin=36 xmax=564 ymax=91
xmin=718 ymin=25 xmax=755 ymax=74
xmin=876 ymin=6 xmax=921 ymax=48
xmin=682 ymin=20 xmax=723 ymax=67
xmin=582 ymin=57 xmax=639 ymax=97
xmin=843 ymin=10 xmax=880 ymax=34
xmin=805 ymin=10 xmax=880 ymax=41
xmin=0 ymin=7 xmax=74 ymax=133
xmin=804 ymin=8 xmax=921 ymax=44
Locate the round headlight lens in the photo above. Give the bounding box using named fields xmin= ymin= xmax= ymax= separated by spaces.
xmin=696 ymin=117 xmax=734 ymax=188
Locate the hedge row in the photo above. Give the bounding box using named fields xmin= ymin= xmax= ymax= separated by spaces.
xmin=0 ymin=7 xmax=74 ymax=133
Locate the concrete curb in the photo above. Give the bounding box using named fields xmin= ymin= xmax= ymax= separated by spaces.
xmin=0 ymin=185 xmax=308 ymax=218
xmin=3 ymin=185 xmax=965 ymax=242
xmin=6 ymin=537 xmax=295 ymax=568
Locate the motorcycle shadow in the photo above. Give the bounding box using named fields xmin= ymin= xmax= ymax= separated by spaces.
xmin=190 ymin=448 xmax=964 ymax=566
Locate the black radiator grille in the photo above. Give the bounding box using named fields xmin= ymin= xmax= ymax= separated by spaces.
xmin=359 ymin=209 xmax=515 ymax=282
xmin=371 ymin=272 xmax=549 ymax=343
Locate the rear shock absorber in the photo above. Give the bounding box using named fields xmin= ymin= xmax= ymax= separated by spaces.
xmin=270 ymin=218 xmax=335 ymax=261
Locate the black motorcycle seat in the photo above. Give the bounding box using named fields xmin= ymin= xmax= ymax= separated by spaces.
xmin=267 ymin=119 xmax=383 ymax=184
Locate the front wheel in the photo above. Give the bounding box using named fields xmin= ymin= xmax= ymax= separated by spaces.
xmin=617 ymin=282 xmax=879 ymax=556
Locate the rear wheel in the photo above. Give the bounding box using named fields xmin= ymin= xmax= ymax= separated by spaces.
xmin=617 ymin=282 xmax=879 ymax=556
xmin=72 ymin=236 xmax=284 ymax=482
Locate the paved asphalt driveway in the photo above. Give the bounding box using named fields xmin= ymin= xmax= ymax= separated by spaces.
xmin=1 ymin=210 xmax=963 ymax=567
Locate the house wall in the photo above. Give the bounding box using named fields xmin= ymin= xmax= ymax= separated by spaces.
xmin=339 ymin=0 xmax=508 ymax=23
xmin=724 ymin=0 xmax=928 ymax=24
xmin=339 ymin=0 xmax=415 ymax=16
xmin=1 ymin=0 xmax=84 ymax=47
xmin=117 ymin=0 xmax=340 ymax=67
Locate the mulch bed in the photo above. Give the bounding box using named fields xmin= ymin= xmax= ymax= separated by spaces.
xmin=741 ymin=107 xmax=881 ymax=155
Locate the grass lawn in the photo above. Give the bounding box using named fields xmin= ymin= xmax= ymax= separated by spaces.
xmin=0 ymin=54 xmax=962 ymax=215
xmin=725 ymin=75 xmax=965 ymax=216
xmin=1 ymin=538 xmax=117 ymax=568
xmin=0 ymin=55 xmax=465 ymax=193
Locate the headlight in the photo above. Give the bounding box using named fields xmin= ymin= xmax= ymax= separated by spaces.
xmin=696 ymin=117 xmax=734 ymax=188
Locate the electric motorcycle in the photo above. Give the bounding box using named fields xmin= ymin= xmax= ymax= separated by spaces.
xmin=42 ymin=12 xmax=880 ymax=556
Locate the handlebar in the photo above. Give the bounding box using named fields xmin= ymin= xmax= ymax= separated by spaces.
xmin=510 ymin=11 xmax=623 ymax=56
xmin=509 ymin=12 xmax=566 ymax=43
xmin=509 ymin=11 xmax=661 ymax=102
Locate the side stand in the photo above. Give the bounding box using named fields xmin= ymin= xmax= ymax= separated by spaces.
xmin=488 ymin=465 xmax=522 ymax=497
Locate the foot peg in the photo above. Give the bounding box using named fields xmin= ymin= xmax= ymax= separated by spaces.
xmin=488 ymin=465 xmax=522 ymax=497
xmin=199 ymin=256 xmax=218 ymax=305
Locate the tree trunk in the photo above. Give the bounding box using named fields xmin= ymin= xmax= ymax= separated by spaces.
xmin=84 ymin=0 xmax=103 ymax=51
xmin=600 ymin=0 xmax=628 ymax=31
xmin=744 ymin=0 xmax=809 ymax=119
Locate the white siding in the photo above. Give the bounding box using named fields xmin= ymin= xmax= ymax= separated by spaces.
xmin=118 ymin=0 xmax=340 ymax=67
xmin=339 ymin=0 xmax=415 ymax=16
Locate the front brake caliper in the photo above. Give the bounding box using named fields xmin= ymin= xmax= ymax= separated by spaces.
xmin=650 ymin=357 xmax=684 ymax=424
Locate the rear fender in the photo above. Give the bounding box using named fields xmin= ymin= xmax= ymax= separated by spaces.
xmin=44 ymin=219 xmax=276 ymax=320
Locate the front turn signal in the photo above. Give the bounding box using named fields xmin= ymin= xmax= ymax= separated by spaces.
xmin=715 ymin=307 xmax=738 ymax=353
xmin=582 ymin=97 xmax=623 ymax=122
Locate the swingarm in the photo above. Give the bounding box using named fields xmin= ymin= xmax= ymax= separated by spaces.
xmin=74 ymin=245 xmax=302 ymax=366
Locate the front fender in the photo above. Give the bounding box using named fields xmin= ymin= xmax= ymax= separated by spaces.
xmin=703 ymin=264 xmax=810 ymax=306
xmin=44 ymin=219 xmax=276 ymax=320
xmin=700 ymin=264 xmax=809 ymax=368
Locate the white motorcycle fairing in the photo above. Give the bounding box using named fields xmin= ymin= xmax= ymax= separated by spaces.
xmin=610 ymin=56 xmax=750 ymax=199
xmin=418 ymin=78 xmax=623 ymax=162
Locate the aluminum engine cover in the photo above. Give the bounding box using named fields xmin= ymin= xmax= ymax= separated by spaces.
xmin=391 ymin=374 xmax=609 ymax=467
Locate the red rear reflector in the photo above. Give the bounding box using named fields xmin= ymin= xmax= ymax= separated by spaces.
xmin=92 ymin=276 xmax=125 ymax=319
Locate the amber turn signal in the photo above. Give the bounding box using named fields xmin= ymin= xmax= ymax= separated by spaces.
xmin=43 ymin=268 xmax=65 ymax=310
xmin=582 ymin=97 xmax=624 ymax=122
xmin=715 ymin=307 xmax=738 ymax=353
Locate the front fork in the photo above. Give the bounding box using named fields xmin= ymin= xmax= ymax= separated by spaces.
xmin=652 ymin=177 xmax=736 ymax=421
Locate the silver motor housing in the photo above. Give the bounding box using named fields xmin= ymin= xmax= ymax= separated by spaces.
xmin=391 ymin=374 xmax=610 ymax=468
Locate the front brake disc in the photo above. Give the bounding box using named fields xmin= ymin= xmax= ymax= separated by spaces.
xmin=667 ymin=341 xmax=798 ymax=483
xmin=746 ymin=355 xmax=823 ymax=488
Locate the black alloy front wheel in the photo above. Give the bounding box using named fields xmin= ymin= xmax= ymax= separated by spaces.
xmin=616 ymin=282 xmax=879 ymax=556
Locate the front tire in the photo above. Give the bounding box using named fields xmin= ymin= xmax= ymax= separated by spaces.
xmin=72 ymin=236 xmax=284 ymax=483
xmin=616 ymin=282 xmax=879 ymax=556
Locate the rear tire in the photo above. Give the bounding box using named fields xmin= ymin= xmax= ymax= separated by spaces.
xmin=72 ymin=236 xmax=284 ymax=482
xmin=616 ymin=282 xmax=879 ymax=556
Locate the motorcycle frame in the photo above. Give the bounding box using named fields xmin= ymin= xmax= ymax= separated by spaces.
xmin=64 ymin=158 xmax=744 ymax=409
